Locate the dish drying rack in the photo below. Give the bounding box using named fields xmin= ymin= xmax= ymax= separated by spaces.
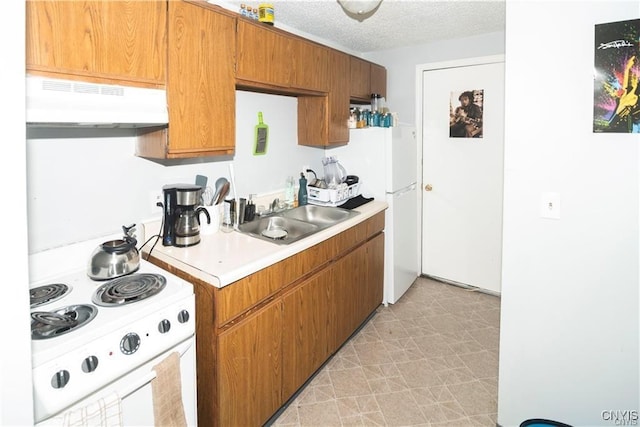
xmin=307 ymin=182 xmax=360 ymax=207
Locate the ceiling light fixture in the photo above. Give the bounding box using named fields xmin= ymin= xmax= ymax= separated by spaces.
xmin=337 ymin=0 xmax=382 ymax=18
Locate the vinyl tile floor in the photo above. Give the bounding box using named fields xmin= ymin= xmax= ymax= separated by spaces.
xmin=272 ymin=276 xmax=501 ymax=427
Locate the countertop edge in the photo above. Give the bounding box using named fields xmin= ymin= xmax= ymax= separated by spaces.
xmin=142 ymin=201 xmax=388 ymax=288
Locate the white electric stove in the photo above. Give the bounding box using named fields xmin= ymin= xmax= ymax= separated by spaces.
xmin=29 ymin=233 xmax=197 ymax=425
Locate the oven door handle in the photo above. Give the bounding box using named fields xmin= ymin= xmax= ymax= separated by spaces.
xmin=120 ymin=338 xmax=194 ymax=399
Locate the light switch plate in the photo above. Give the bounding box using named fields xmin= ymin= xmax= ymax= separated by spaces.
xmin=540 ymin=192 xmax=561 ymax=219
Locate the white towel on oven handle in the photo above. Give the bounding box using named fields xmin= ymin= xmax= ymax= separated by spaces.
xmin=51 ymin=392 xmax=123 ymax=427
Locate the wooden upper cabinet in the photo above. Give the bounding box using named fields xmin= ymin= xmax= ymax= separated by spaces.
xmin=370 ymin=63 xmax=387 ymax=98
xmin=290 ymin=38 xmax=329 ymax=93
xmin=297 ymin=49 xmax=349 ymax=148
xmin=236 ymin=19 xmax=291 ymax=88
xmin=26 ymin=0 xmax=166 ymax=87
xmin=350 ymin=56 xmax=387 ymax=102
xmin=349 ymin=56 xmax=371 ymax=101
xmin=328 ymin=49 xmax=351 ymax=145
xmin=136 ymin=1 xmax=236 ymax=159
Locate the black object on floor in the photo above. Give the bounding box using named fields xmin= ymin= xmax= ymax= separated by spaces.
xmin=520 ymin=419 xmax=573 ymax=427
xmin=338 ymin=195 xmax=374 ymax=210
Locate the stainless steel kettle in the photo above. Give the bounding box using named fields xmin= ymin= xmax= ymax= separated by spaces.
xmin=87 ymin=225 xmax=140 ymax=280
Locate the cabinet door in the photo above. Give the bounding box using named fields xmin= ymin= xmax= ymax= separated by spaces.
xmin=333 ymin=234 xmax=384 ymax=346
xmin=370 ymin=63 xmax=387 ymax=98
xmin=333 ymin=242 xmax=367 ymax=346
xmin=282 ymin=270 xmax=334 ymax=400
xmin=349 ymin=56 xmax=371 ymax=101
xmin=165 ymin=1 xmax=235 ymax=157
xmin=26 ymin=0 xmax=166 ymax=86
xmin=218 ymin=299 xmax=283 ymax=427
xmin=362 ymin=233 xmax=385 ymax=318
xmin=236 ymin=19 xmax=291 ymax=88
xmin=290 ymin=38 xmax=329 ymax=92
xmin=328 ymin=50 xmax=350 ymax=144
xmin=298 ymin=49 xmax=349 ymax=148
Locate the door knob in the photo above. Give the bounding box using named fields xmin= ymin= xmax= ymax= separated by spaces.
xmin=425 ymin=184 xmax=433 ymax=191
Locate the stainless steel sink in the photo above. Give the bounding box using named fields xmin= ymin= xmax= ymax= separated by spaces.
xmin=237 ymin=216 xmax=320 ymax=245
xmin=279 ymin=205 xmax=359 ymax=226
xmin=237 ymin=205 xmax=359 ymax=245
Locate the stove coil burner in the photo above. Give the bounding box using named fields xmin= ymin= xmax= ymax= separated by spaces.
xmin=30 ymin=284 xmax=70 ymax=308
xmin=31 ymin=304 xmax=97 ymax=340
xmin=93 ymin=273 xmax=167 ymax=307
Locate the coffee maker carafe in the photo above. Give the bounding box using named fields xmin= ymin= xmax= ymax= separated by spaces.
xmin=162 ymin=184 xmax=210 ymax=247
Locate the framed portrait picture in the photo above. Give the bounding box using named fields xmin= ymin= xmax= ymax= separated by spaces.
xmin=449 ymin=89 xmax=484 ymax=138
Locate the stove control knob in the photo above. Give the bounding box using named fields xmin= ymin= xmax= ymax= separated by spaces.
xmin=158 ymin=319 xmax=171 ymax=334
xmin=120 ymin=332 xmax=141 ymax=355
xmin=178 ymin=310 xmax=190 ymax=324
xmin=81 ymin=355 xmax=99 ymax=373
xmin=51 ymin=370 xmax=70 ymax=389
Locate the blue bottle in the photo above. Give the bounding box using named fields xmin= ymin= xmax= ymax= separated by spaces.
xmin=298 ymin=173 xmax=308 ymax=206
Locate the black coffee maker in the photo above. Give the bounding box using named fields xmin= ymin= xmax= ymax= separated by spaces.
xmin=162 ymin=184 xmax=210 ymax=247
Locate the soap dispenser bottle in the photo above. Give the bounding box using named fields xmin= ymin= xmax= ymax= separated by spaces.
xmin=298 ymin=173 xmax=308 ymax=206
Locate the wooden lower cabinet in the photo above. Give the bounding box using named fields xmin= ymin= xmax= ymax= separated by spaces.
xmin=282 ymin=269 xmax=335 ymax=401
xmin=281 ymin=233 xmax=384 ymax=404
xmin=218 ymin=299 xmax=283 ymax=426
xmin=166 ymin=212 xmax=385 ymax=426
xmin=334 ymin=233 xmax=385 ymax=346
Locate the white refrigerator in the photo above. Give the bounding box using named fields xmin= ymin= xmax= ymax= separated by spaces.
xmin=330 ymin=125 xmax=419 ymax=304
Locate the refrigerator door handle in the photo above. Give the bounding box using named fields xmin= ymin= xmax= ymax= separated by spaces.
xmin=389 ymin=183 xmax=416 ymax=197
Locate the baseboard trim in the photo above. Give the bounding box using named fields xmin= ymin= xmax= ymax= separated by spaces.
xmin=421 ymin=274 xmax=501 ymax=297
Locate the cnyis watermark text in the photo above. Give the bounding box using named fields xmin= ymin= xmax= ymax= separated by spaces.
xmin=601 ymin=410 xmax=639 ymax=425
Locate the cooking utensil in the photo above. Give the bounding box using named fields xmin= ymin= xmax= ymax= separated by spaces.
xmin=87 ymin=225 xmax=139 ymax=280
xmin=195 ymin=174 xmax=208 ymax=188
xmin=253 ymin=112 xmax=269 ymax=155
xmin=201 ymin=186 xmax=214 ymax=206
xmin=212 ymin=177 xmax=229 ymax=205
xmin=215 ymin=181 xmax=230 ymax=205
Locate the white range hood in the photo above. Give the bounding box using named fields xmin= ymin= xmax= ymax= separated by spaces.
xmin=26 ymin=75 xmax=169 ymax=128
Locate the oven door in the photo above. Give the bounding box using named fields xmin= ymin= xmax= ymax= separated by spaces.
xmin=36 ymin=337 xmax=197 ymax=426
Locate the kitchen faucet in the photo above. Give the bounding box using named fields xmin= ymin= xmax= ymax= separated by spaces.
xmin=270 ymin=198 xmax=280 ymax=213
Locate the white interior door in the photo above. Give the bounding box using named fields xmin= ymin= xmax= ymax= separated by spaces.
xmin=421 ymin=59 xmax=504 ymax=294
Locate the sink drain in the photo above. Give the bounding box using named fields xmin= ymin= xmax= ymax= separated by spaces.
xmin=261 ymin=227 xmax=288 ymax=240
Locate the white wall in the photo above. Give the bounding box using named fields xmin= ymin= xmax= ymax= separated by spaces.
xmin=498 ymin=2 xmax=639 ymax=426
xmin=26 ymin=91 xmax=325 ymax=253
xmin=365 ymin=31 xmax=505 ymax=126
xmin=2 ymin=2 xmax=35 ymax=425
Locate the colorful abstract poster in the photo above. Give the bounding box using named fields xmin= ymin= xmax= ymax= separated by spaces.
xmin=449 ymin=89 xmax=484 ymax=138
xmin=593 ymin=18 xmax=640 ymax=133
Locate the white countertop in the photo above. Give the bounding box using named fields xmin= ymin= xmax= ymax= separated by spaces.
xmin=141 ymin=201 xmax=388 ymax=288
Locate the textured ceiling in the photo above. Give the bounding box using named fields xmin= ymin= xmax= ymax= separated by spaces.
xmin=215 ymin=0 xmax=506 ymax=53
